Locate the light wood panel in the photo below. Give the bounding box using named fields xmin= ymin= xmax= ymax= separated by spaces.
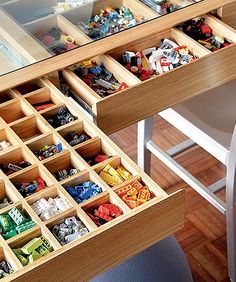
xmin=222 ymin=2 xmax=236 ymax=29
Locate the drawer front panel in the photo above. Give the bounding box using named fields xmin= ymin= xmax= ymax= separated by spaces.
xmin=96 ymin=43 xmax=236 ymax=133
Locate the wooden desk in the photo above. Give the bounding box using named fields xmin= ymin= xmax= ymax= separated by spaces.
xmin=0 ymin=0 xmax=234 ymax=280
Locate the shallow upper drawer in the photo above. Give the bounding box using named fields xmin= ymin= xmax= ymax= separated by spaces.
xmin=63 ymin=14 xmax=236 ymax=134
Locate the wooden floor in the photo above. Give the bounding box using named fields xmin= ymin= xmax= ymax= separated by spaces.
xmin=109 ymin=115 xmax=229 ymax=282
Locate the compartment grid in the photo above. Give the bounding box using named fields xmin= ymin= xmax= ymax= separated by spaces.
xmin=0 ymin=77 xmax=167 ymax=279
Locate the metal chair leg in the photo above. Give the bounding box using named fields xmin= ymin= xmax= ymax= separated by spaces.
xmin=137 ymin=117 xmax=154 ymax=175
xmin=226 ymin=193 xmax=236 ymax=282
xmin=226 ymin=131 xmax=236 ymax=282
xmin=138 ymin=116 xmax=236 ymax=281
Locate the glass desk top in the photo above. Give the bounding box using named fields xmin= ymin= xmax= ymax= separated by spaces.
xmin=0 ymin=0 xmax=202 ymax=77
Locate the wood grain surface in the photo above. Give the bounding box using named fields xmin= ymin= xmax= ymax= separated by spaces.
xmin=222 ymin=2 xmax=236 ymax=29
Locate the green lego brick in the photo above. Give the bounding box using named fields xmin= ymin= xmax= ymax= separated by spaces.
xmin=15 ymin=220 xmax=36 ymax=234
xmin=36 ymin=245 xmax=50 ymax=256
xmin=13 ymin=249 xmax=23 ymax=255
xmin=2 ymin=229 xmax=17 ymax=239
xmin=21 ymin=238 xmax=44 ymax=255
xmin=0 ymin=214 xmax=15 ymax=233
xmin=28 ymin=250 xmax=42 ymax=263
xmin=40 ymin=236 xmax=53 ymax=252
xmin=8 ymin=207 xmax=29 ymax=226
xmin=15 ymin=253 xmax=28 ymax=266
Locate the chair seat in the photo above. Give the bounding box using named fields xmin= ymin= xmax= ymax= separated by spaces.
xmin=91 ymin=236 xmax=192 ymax=282
xmin=159 ymin=79 xmax=236 ymax=163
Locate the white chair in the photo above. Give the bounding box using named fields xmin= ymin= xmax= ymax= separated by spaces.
xmin=137 ymin=79 xmax=236 ymax=282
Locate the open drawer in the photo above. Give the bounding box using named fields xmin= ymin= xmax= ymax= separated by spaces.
xmin=0 ymin=78 xmax=185 ymax=281
xmin=62 ymin=13 xmax=236 ymax=134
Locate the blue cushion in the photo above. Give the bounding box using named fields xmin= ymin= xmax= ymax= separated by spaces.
xmin=91 ymin=236 xmax=192 ymax=282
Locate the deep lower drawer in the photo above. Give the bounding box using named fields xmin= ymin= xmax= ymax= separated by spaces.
xmin=0 ymin=78 xmax=185 ymax=281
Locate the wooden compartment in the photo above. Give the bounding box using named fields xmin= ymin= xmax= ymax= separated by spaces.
xmin=1 ymin=0 xmax=94 ymax=25
xmin=0 ymin=90 xmax=17 ymax=105
xmin=113 ymin=175 xmax=160 ymax=195
xmin=81 ymin=192 xmax=128 ymax=226
xmin=43 ymin=150 xmax=85 ymax=182
xmin=64 ymin=55 xmax=140 ymax=106
xmin=75 ymin=137 xmax=114 ymax=166
xmin=8 ymin=227 xmax=55 ymax=268
xmin=0 ymin=202 xmax=37 ymax=242
xmin=0 ymin=147 xmax=32 ymax=177
xmin=65 ymin=0 xmax=158 ymax=30
xmin=45 ymin=208 xmax=91 ymax=244
xmin=24 ymin=86 xmax=60 ymax=111
xmin=113 ymin=176 xmax=164 ymax=210
xmin=25 ymin=185 xmax=62 ymax=206
xmin=0 ymin=179 xmax=19 ymax=206
xmin=26 ymin=133 xmax=65 ymax=161
xmin=0 ymin=247 xmax=16 ymax=275
xmin=10 ymin=115 xmax=48 ymax=142
xmin=61 ymin=169 xmax=105 ymax=189
xmin=57 ymin=120 xmax=94 ymax=146
xmin=0 ymin=126 xmax=18 ymax=150
xmin=9 ymin=165 xmax=53 ymax=198
xmin=24 ymin=14 xmax=90 ymax=54
xmin=41 ymin=103 xmax=78 ymax=129
xmin=109 ymin=27 xmax=210 ymax=74
xmin=0 ymin=99 xmax=33 ymax=125
xmin=8 ymin=227 xmax=40 ymax=247
xmin=177 ymin=14 xmax=236 ymax=52
xmin=15 ymin=81 xmax=42 ymax=95
xmin=93 ymin=156 xmax=137 ymax=187
xmin=27 ymin=185 xmax=73 ymax=222
xmin=63 ymin=15 xmax=236 ymax=134
xmin=61 ymin=170 xmax=106 ymax=202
